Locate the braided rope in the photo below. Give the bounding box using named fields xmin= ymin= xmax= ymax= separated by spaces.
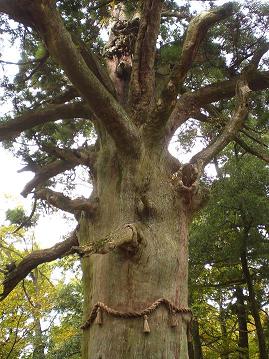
xmin=81 ymin=298 xmax=192 ymax=330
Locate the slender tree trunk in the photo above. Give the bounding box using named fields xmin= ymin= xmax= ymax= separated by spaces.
xmin=31 ymin=271 xmax=46 ymax=359
xmin=80 ymin=145 xmax=191 ymax=358
xmin=219 ymin=302 xmax=229 ymax=359
xmin=240 ymin=229 xmax=268 ymax=359
xmin=32 ymin=319 xmax=46 ymax=359
xmin=191 ymin=319 xmax=203 ymax=359
xmin=235 ymin=287 xmax=249 ymax=359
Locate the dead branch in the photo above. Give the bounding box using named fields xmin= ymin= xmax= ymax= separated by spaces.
xmin=0 ymin=229 xmax=78 ymax=301
xmin=35 ymin=188 xmax=96 ymax=216
xmin=0 ymin=102 xmax=90 ymax=141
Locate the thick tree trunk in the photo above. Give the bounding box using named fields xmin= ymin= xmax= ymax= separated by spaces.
xmin=235 ymin=287 xmax=249 ymax=359
xmin=80 ymin=145 xmax=191 ymax=358
xmin=240 ymin=234 xmax=268 ymax=359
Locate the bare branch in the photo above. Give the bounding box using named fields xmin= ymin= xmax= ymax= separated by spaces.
xmin=157 ymin=3 xmax=234 ymax=117
xmin=235 ymin=136 xmax=269 ymax=163
xmin=35 ymin=188 xmax=96 ymax=216
xmin=190 ymin=76 xmax=251 ymax=168
xmin=0 ymin=230 xmax=78 ymax=301
xmin=0 ymin=102 xmax=90 ymax=141
xmin=129 ymin=0 xmax=163 ymax=117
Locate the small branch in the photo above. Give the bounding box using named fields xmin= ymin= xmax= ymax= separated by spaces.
xmin=24 ymin=51 xmax=49 ymax=81
xmin=0 ymin=102 xmax=90 ymax=141
xmin=235 ymin=136 xmax=269 ymax=163
xmin=0 ymin=229 xmax=78 ymax=301
xmin=240 ymin=128 xmax=268 ymax=149
xmin=190 ymin=76 xmax=251 ymax=169
xmin=42 ymin=144 xmax=97 ymax=170
xmin=73 ymin=223 xmax=141 ymax=257
xmin=161 ymin=10 xmax=191 ymax=20
xmin=12 ymin=198 xmax=37 ymax=234
xmin=35 ymin=188 xmax=97 ymax=216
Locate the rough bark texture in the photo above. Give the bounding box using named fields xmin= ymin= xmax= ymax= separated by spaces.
xmin=79 ymin=142 xmax=191 ymax=358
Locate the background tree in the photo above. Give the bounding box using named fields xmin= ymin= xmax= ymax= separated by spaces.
xmin=0 ymin=1 xmax=269 ymax=357
xmin=189 ymin=150 xmax=269 ymax=358
xmin=0 ymin=215 xmax=83 ymax=359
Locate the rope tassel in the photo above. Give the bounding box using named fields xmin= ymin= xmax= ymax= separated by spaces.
xmin=143 ymin=315 xmax=150 ymax=333
xmin=95 ymin=307 xmax=103 ymax=325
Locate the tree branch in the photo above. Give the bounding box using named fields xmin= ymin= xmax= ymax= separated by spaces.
xmin=42 ymin=144 xmax=97 ymax=169
xmin=0 ymin=230 xmax=78 ymax=301
xmin=235 ymin=136 xmax=269 ymax=163
xmin=157 ymin=3 xmax=234 ymax=118
xmin=129 ymin=0 xmax=163 ymax=118
xmin=0 ymin=102 xmax=90 ymax=141
xmin=73 ymin=223 xmax=141 ymax=257
xmin=165 ymin=70 xmax=269 ymax=140
xmin=21 ymin=159 xmax=78 ymax=197
xmin=35 ymin=188 xmax=97 ymax=216
xmin=190 ymin=76 xmax=251 ymax=168
xmin=0 ymin=0 xmax=140 ymax=156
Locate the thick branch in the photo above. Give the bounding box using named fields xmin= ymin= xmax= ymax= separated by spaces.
xmin=21 ymin=159 xmax=77 ymax=197
xmin=0 ymin=0 xmax=140 ymax=156
xmin=0 ymin=230 xmax=78 ymax=301
xmin=73 ymin=223 xmax=141 ymax=257
xmin=129 ymin=0 xmax=163 ymax=115
xmin=35 ymin=188 xmax=96 ymax=215
xmin=235 ymin=136 xmax=269 ymax=163
xmin=165 ymin=70 xmax=269 ymax=139
xmin=190 ymin=77 xmax=251 ymax=168
xmin=0 ymin=102 xmax=89 ymax=141
xmin=157 ymin=3 xmax=234 ymax=117
xmin=250 ymin=42 xmax=269 ymax=68
xmin=42 ymin=144 xmax=97 ymax=169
